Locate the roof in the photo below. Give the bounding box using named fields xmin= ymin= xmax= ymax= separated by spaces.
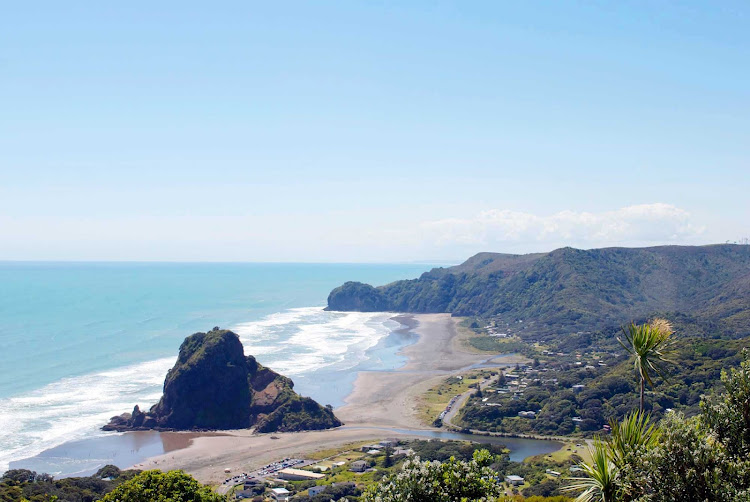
xmin=271 ymin=487 xmax=291 ymax=494
xmin=505 ymin=475 xmax=524 ymax=481
xmin=278 ymin=468 xmax=324 ymax=479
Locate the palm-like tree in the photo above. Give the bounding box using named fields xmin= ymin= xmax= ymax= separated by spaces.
xmin=618 ymin=319 xmax=675 ymax=412
xmin=566 ymin=411 xmax=659 ymax=502
xmin=608 ymin=410 xmax=660 ymax=468
xmin=564 ymin=440 xmax=619 ymax=502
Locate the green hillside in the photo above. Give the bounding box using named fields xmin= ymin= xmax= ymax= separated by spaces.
xmin=327 ymin=244 xmax=750 ymax=340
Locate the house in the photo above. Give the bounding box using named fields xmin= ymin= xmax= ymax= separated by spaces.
xmin=361 ymin=444 xmax=382 ymax=452
xmin=546 ymin=469 xmax=561 ymax=477
xmin=572 ymin=384 xmax=586 ymax=392
xmin=505 ymin=475 xmax=525 ymax=486
xmin=277 ymin=468 xmax=325 ymax=481
xmin=270 ymin=487 xmax=291 ymax=501
xmin=518 ymin=410 xmax=536 ymax=419
xmin=379 ymin=439 xmax=399 ymax=447
xmin=308 ymin=485 xmax=326 ymax=497
xmin=334 ymin=482 xmax=356 ymax=489
xmin=367 ymin=449 xmax=382 ymax=455
xmin=243 ymin=478 xmax=263 ymax=490
xmin=350 ymin=460 xmax=368 ymax=472
xmin=238 ymin=479 xmax=264 ymax=497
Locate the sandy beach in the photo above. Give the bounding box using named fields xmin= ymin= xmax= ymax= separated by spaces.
xmin=131 ymin=314 xmax=530 ymax=484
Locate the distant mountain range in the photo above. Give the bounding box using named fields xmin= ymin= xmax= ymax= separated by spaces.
xmin=327 ymin=245 xmax=750 ymax=339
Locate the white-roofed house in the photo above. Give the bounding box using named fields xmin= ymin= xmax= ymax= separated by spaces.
xmin=271 ymin=487 xmax=291 ymax=501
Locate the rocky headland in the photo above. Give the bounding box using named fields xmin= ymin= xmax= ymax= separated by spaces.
xmin=103 ymin=327 xmax=342 ymax=433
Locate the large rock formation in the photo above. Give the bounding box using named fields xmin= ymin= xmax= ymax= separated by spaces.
xmin=104 ymin=328 xmax=341 ymax=433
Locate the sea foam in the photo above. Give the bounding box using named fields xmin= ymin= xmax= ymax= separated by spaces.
xmin=0 ymin=307 xmax=397 ymax=473
xmin=0 ymin=357 xmax=172 ymax=474
xmin=234 ymin=307 xmax=397 ymax=376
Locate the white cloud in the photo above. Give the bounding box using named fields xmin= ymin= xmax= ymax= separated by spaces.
xmin=422 ymin=203 xmax=705 ymax=249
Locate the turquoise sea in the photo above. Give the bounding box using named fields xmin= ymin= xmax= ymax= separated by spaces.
xmin=0 ymin=262 xmax=434 ymax=474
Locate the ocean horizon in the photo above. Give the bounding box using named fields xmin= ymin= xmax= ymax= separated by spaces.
xmin=0 ymin=262 xmax=434 ymax=475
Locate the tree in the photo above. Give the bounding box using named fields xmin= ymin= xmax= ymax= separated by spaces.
xmin=629 ymin=412 xmax=743 ymax=502
xmin=618 ymin=319 xmax=675 ymax=412
xmin=701 ymin=349 xmax=750 ymax=458
xmin=607 ymin=410 xmax=660 ymax=469
xmin=606 ymin=411 xmax=660 ymax=501
xmin=383 ymin=445 xmax=393 ymax=468
xmin=363 ymin=449 xmax=504 ymax=502
xmin=100 ymin=470 xmax=225 ymax=502
xmin=564 ymin=441 xmax=618 ymax=502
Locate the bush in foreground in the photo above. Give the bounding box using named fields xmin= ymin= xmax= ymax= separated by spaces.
xmin=362 ymin=449 xmax=503 ymax=502
xmin=100 ymin=470 xmax=224 ymax=502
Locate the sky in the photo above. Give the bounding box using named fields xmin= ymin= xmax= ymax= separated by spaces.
xmin=1 ymin=1 xmax=748 ymax=263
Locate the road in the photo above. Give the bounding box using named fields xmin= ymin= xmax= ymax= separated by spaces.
xmin=441 ymin=378 xmax=595 ymax=449
xmin=442 ymin=373 xmax=500 ymax=428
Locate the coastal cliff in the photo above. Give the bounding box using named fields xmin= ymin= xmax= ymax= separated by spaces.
xmin=103 ymin=328 xmax=341 ymax=433
xmin=327 ymin=244 xmax=750 ymax=339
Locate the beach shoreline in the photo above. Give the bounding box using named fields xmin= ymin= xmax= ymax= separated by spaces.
xmin=126 ymin=313 xmax=537 ymax=484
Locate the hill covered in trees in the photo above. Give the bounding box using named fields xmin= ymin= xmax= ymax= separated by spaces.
xmin=104 ymin=328 xmax=341 ymax=433
xmin=327 ymin=245 xmax=750 ymax=339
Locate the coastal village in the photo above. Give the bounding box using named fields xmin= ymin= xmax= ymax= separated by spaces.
xmin=215 ymin=436 xmax=561 ymax=501
xmin=219 ymin=439 xmax=406 ymax=500
xmin=206 ymin=319 xmax=607 ymax=501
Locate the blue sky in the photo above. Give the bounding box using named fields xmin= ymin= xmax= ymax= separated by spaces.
xmin=1 ymin=2 xmax=748 ymax=262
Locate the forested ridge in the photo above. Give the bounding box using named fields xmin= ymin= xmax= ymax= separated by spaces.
xmin=328 ymin=244 xmax=750 ymax=340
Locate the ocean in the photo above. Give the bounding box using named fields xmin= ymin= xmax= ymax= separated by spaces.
xmin=0 ymin=262 xmax=433 ymax=474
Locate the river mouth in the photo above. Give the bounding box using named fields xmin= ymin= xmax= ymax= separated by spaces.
xmin=8 ymin=431 xmax=224 ymax=479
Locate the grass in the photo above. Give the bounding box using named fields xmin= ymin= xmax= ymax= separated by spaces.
xmin=415 ymin=370 xmax=493 ymax=425
xmin=312 ymin=451 xmax=367 ymax=469
xmin=468 ymin=335 xmax=532 ymax=355
xmin=305 ymin=441 xmax=373 ymax=461
xmin=529 ymin=441 xmax=592 ymax=465
xmin=455 ymin=319 xmax=492 ymax=354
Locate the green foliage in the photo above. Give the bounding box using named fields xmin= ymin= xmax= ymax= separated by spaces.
xmin=468 ymin=337 xmax=533 ymax=356
xmin=307 ymin=483 xmax=361 ymax=502
xmin=568 ymin=352 xmax=750 ymax=501
xmin=100 ymin=470 xmax=224 ymax=502
xmin=94 ymin=466 xmax=121 ymax=480
xmin=328 ymin=245 xmax=750 ymax=340
xmin=624 ymin=413 xmax=745 ymax=502
xmin=255 ymin=395 xmax=342 ymax=433
xmin=106 ymin=328 xmax=341 ymax=433
xmin=701 ymin=349 xmax=750 ymax=458
xmin=326 ymin=282 xmax=390 ymax=312
xmin=0 ymin=467 xmax=140 ymax=502
xmin=408 ymin=440 xmax=507 ymax=462
xmin=362 ymin=449 xmax=504 ymax=502
xmin=607 ymin=411 xmax=659 ymax=470
xmin=524 ymin=497 xmax=574 ymax=502
xmin=618 ymin=321 xmax=675 ymax=411
xmin=564 ymin=441 xmax=618 ymax=502
xmin=459 ymin=335 xmax=749 ymax=437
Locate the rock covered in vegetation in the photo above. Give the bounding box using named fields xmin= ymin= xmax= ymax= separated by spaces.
xmin=326 ymin=281 xmax=390 ymax=312
xmin=103 ymin=328 xmax=341 ymax=432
